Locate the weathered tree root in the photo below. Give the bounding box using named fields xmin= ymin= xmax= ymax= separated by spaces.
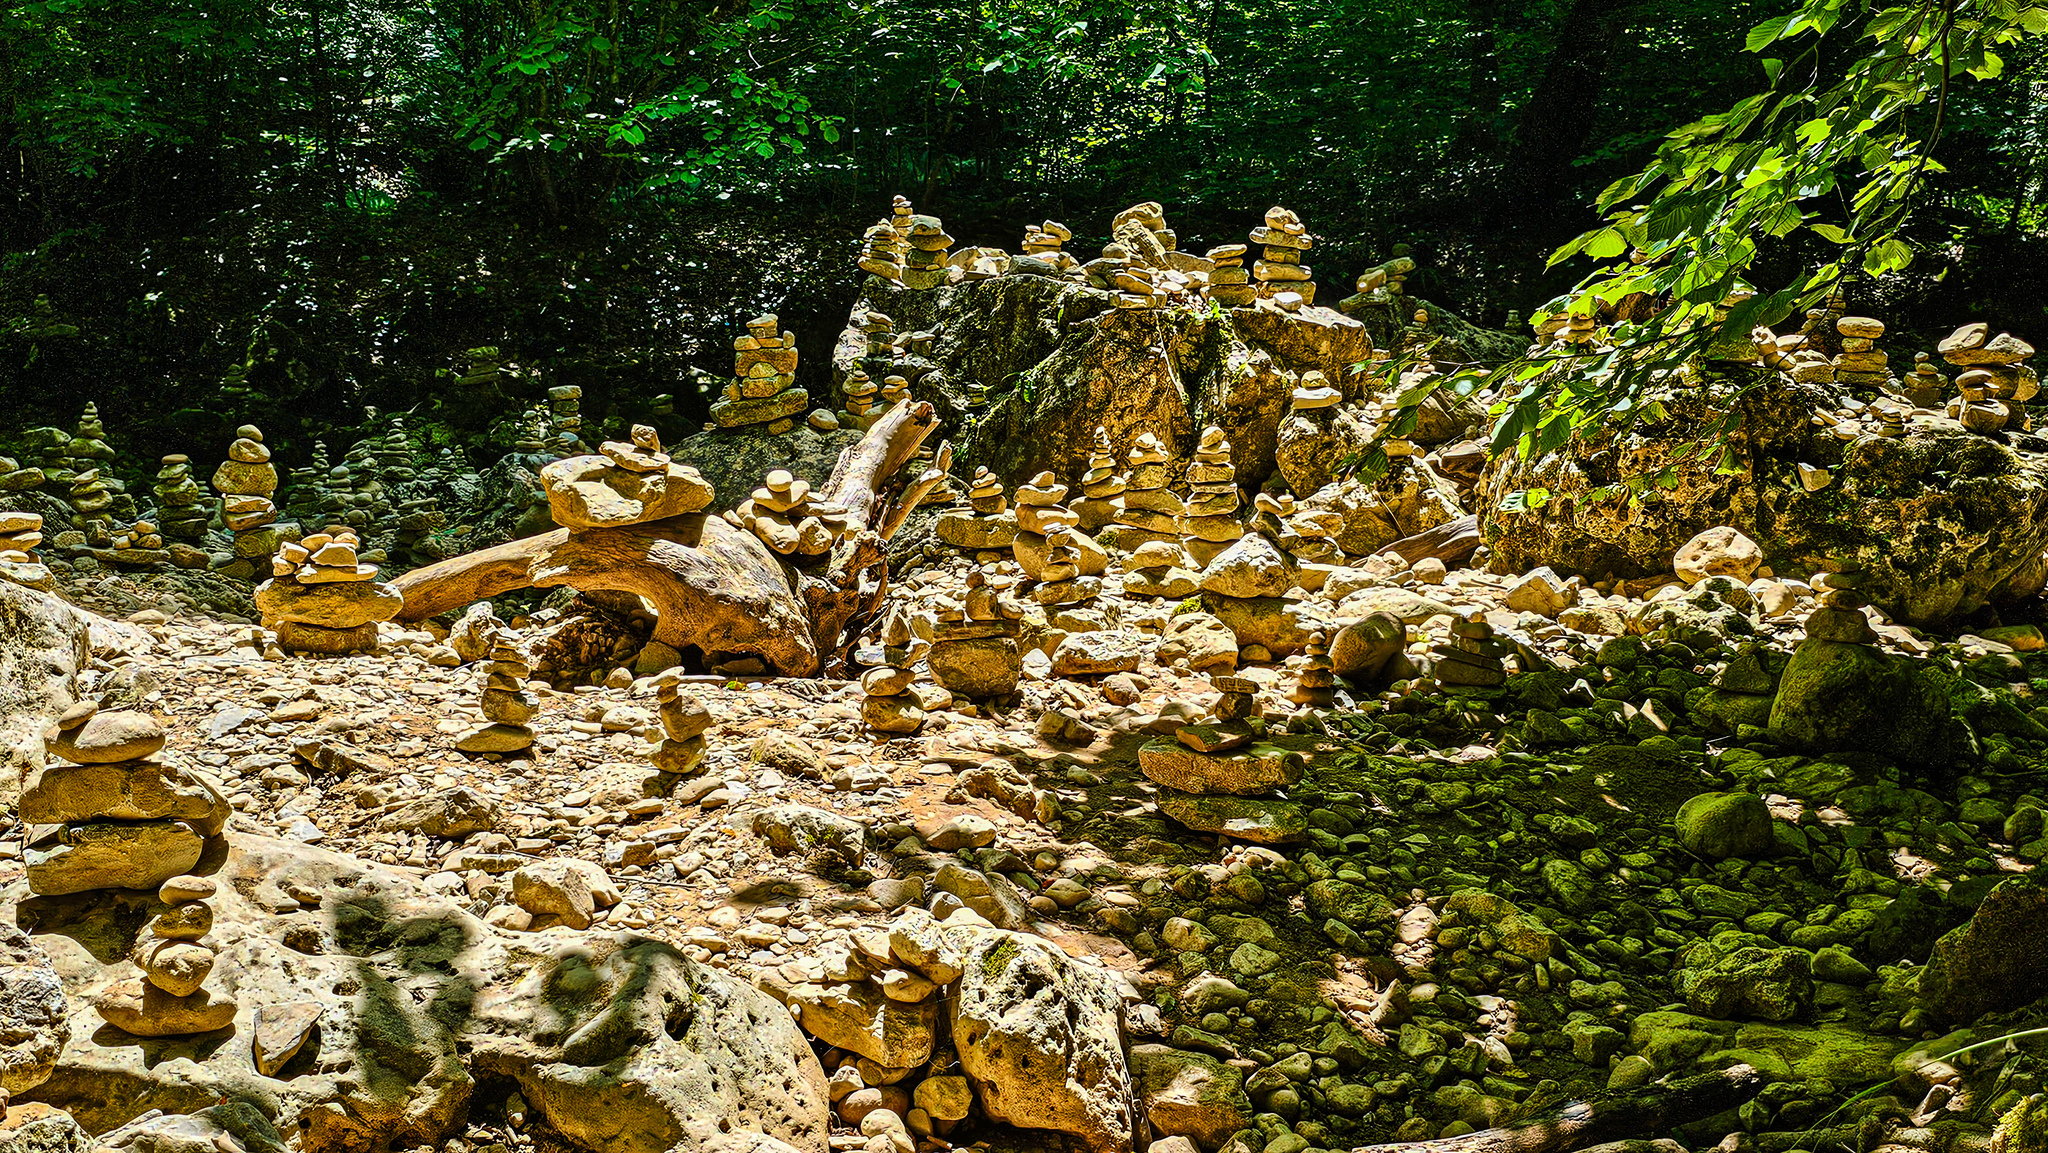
xmin=1349 ymin=1065 xmax=1766 ymax=1153
xmin=392 ymin=400 xmax=943 ymax=678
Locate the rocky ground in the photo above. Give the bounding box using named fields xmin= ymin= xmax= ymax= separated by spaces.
xmin=5 ymin=520 xmax=2046 ymax=1153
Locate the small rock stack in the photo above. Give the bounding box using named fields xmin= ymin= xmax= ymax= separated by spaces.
xmin=212 ymin=424 xmax=291 ymax=579
xmin=1355 ymin=252 xmax=1415 ymax=299
xmin=879 ymin=374 xmax=912 ymax=407
xmin=935 ymin=467 xmax=1017 ymax=553
xmin=929 ymin=567 xmax=1024 ymax=699
xmin=58 ymin=403 xmax=119 ymax=489
xmin=900 ymin=214 xmax=955 ymax=290
xmin=862 ymin=666 xmax=924 ymax=735
xmin=1111 ymin=432 xmax=1182 ymax=550
xmin=1904 ymin=354 xmax=1948 ymax=408
xmin=1010 ymin=470 xmax=1079 ymax=580
xmin=152 ymin=455 xmax=211 ymax=543
xmin=1831 ymin=317 xmax=1892 ymax=391
xmin=715 ymin=314 xmax=809 ymax=434
xmin=547 ymin=384 xmax=586 ymax=452
xmin=856 ymin=196 xmax=913 ymax=281
xmin=257 ymin=528 xmax=404 ymax=655
xmin=1804 ymin=560 xmax=1878 ymax=644
xmin=97 ymin=874 xmax=235 ymax=1038
xmin=1204 ymin=244 xmax=1255 ymax=307
xmin=1290 ymin=630 xmax=1335 ymax=708
xmin=106 ymin=519 xmax=168 ymax=568
xmin=283 ymin=441 xmax=331 ymax=527
xmin=1941 ymin=322 xmax=2037 ymax=434
xmin=456 ymin=625 xmax=538 ymax=754
xmin=1180 ymin=426 xmax=1245 ymax=566
xmin=541 ymin=425 xmax=716 ymax=532
xmin=372 ymin=418 xmax=417 ymax=491
xmin=1139 ymin=674 xmax=1308 ymax=845
xmin=730 ymin=469 xmax=855 ymax=558
xmin=1021 ymin=219 xmax=1072 ymax=258
xmin=390 ymin=491 xmax=448 ymax=567
xmin=342 ymin=439 xmax=390 ymax=530
xmin=1033 ymin=526 xmax=1102 ymax=609
xmin=23 ymin=706 xmax=228 ymax=899
xmin=1072 ymin=427 xmax=1127 ymax=531
xmin=1121 ymin=539 xmax=1198 ymax=599
xmin=68 ymin=467 xmax=115 ymax=546
xmin=1290 ymin=369 xmax=1341 ymax=414
xmin=1252 ymin=207 xmax=1315 ymax=307
xmin=0 ymin=511 xmax=51 ymax=589
xmin=651 ymin=672 xmax=711 ymax=787
xmin=1431 ymin=612 xmax=1508 ymax=688
xmin=840 ymin=371 xmax=882 ymax=430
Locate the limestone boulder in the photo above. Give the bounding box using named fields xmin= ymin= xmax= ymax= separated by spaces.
xmin=786 ymin=980 xmax=936 ymax=1069
xmin=948 ymin=926 xmax=1131 ymax=1152
xmin=1768 ymin=640 xmax=1965 ymax=767
xmin=0 ymin=581 xmax=87 ymax=810
xmin=1674 ymin=527 xmax=1762 ymax=585
xmin=540 ymin=455 xmax=715 ymax=530
xmin=1916 ymin=872 xmax=2048 ymax=1025
xmin=1199 ymin=535 xmax=1292 ymax=599
xmin=0 ymin=923 xmax=68 ymax=1103
xmin=253 ymin=579 xmax=404 ymax=629
xmin=1130 ymin=1044 xmax=1253 ymax=1150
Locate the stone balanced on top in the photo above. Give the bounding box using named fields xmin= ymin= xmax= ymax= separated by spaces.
xmin=714 ymin=314 xmax=809 ymax=434
xmin=256 ymin=527 xmax=405 ymax=655
xmin=935 ymin=466 xmax=1018 ymax=554
xmin=1139 ymin=674 xmax=1309 ymax=846
xmin=539 ymin=424 xmax=715 ymax=531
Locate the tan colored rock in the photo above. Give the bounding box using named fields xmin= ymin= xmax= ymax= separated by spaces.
xmin=1674 ymin=526 xmax=1762 ymax=585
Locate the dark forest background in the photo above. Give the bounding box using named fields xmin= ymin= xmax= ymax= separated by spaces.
xmin=4 ymin=0 xmax=2046 ymax=464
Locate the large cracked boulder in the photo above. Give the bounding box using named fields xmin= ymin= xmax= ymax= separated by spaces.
xmin=0 ymin=581 xmax=88 ymax=812
xmin=12 ymin=835 xmax=829 ymax=1153
xmin=0 ymin=922 xmax=68 ymax=1105
xmin=1484 ymin=370 xmax=2048 ymax=625
xmin=948 ymin=925 xmax=1131 ymax=1152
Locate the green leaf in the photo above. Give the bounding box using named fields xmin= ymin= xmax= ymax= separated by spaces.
xmin=1585 ymin=229 xmax=1628 ymax=259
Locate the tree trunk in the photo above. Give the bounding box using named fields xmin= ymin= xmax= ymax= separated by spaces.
xmin=391 ymin=400 xmax=943 ymax=677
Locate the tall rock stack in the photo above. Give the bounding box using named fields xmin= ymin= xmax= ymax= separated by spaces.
xmin=1831 ymin=317 xmax=1893 ymax=392
xmin=1941 ymin=322 xmax=2036 ymax=434
xmin=1204 ymin=244 xmax=1255 ymax=307
xmin=152 ymin=455 xmax=211 ymax=544
xmin=1180 ymin=426 xmax=1245 ymax=567
xmin=1110 ymin=433 xmax=1182 ymax=551
xmin=96 ymin=874 xmax=236 ymax=1037
xmin=343 ymin=439 xmax=390 ymax=531
xmin=547 ymin=385 xmax=586 ymax=452
xmin=839 ymin=370 xmax=881 ymax=430
xmin=929 ymin=566 xmax=1024 ymax=699
xmin=857 ymin=196 xmax=914 ymax=281
xmin=67 ymin=467 xmax=116 ymax=546
xmin=651 ymin=671 xmax=711 ymax=788
xmin=212 ymin=424 xmax=292 ymax=580
xmin=861 ymin=665 xmax=924 ymax=735
xmin=900 ymin=214 xmax=955 ymax=290
xmin=283 ymin=441 xmax=332 ymax=528
xmin=1431 ymin=612 xmax=1508 ymax=689
xmin=0 ymin=511 xmax=51 ymax=589
xmin=22 ymin=706 xmax=228 ymax=900
xmin=1290 ymin=630 xmax=1335 ymax=708
xmin=1139 ymin=675 xmax=1308 ymax=846
xmin=1065 ymin=427 xmax=1125 ymax=531
xmin=1252 ymin=207 xmax=1315 ymax=306
xmin=58 ymin=403 xmax=119 ymax=493
xmin=1010 ymin=470 xmax=1079 ymax=580
xmin=456 ymin=625 xmax=537 ymax=754
xmin=714 ymin=314 xmax=809 ymax=434
xmin=935 ymin=467 xmax=1017 ymax=555
xmin=257 ymin=528 xmax=404 ymax=655
xmin=730 ymin=469 xmax=855 ymax=559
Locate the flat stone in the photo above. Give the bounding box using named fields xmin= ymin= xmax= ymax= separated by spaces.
xmin=1155 ymin=790 xmax=1308 ymax=844
xmin=252 ymin=1002 xmax=323 ymax=1076
xmin=94 ymin=978 xmax=236 ymax=1037
xmin=44 ymin=710 xmax=163 ymax=764
xmin=1139 ymin=740 xmax=1304 ymax=796
xmin=25 ymin=820 xmax=205 ymax=896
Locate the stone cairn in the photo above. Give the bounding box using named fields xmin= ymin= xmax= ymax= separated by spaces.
xmin=928 ymin=566 xmax=1024 ymax=699
xmin=456 ymin=623 xmax=537 ymax=754
xmin=900 ymin=212 xmax=955 ymax=290
xmin=1904 ymin=353 xmax=1948 ymax=408
xmin=839 ymin=370 xmax=882 ymax=431
xmin=1032 ymin=526 xmax=1103 ymax=610
xmin=58 ymin=403 xmax=119 ymax=490
xmin=1252 ymin=206 xmax=1315 ymax=308
xmin=1021 ymin=219 xmax=1072 ymax=259
xmin=152 ymin=455 xmax=211 ymax=543
xmin=1291 ymin=629 xmax=1336 ymax=708
xmin=879 ymin=374 xmax=912 ymax=408
xmin=1830 ymin=316 xmax=1893 ymax=391
xmin=1941 ymin=322 xmax=2037 ymax=434
xmin=856 ymin=195 xmax=914 ymax=281
xmin=1180 ymin=426 xmax=1245 ymax=567
xmin=1291 ymin=369 xmax=1341 ymax=415
xmin=730 ymin=469 xmax=855 ymax=559
xmin=212 ymin=424 xmax=292 ymax=580
xmin=935 ymin=466 xmax=1017 ymax=555
xmin=1010 ymin=470 xmax=1078 ymax=580
xmin=1139 ymin=674 xmax=1308 ymax=846
xmin=67 ymin=466 xmax=115 ymax=547
xmin=651 ymin=671 xmax=711 ymax=788
xmin=878 ymin=603 xmax=917 ymax=666
xmin=547 ymin=384 xmax=586 ymax=452
xmin=1204 ymin=243 xmax=1255 ymax=308
xmin=1355 ymin=249 xmax=1415 ymax=299
xmin=257 ymin=527 xmax=404 ymax=655
xmin=1431 ymin=612 xmax=1508 ymax=688
xmin=540 ymin=424 xmax=715 ymax=533
xmin=283 ymin=441 xmax=330 ymax=528
xmin=861 ymin=665 xmax=924 ymax=735
xmin=1121 ymin=539 xmax=1198 ymax=599
xmin=343 ymin=439 xmax=390 ymax=532
xmin=0 ymin=511 xmax=50 ymax=589
xmin=714 ymin=314 xmax=809 ymax=435
xmin=25 ymin=707 xmax=238 ymax=1040
xmin=1072 ymin=427 xmax=1127 ymax=531
xmin=1111 ymin=432 xmax=1182 ymax=550
xmin=106 ymin=518 xmax=167 ymax=568
xmin=1805 ymin=559 xmax=1878 ymax=644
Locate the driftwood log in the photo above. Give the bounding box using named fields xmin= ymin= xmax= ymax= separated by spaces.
xmin=392 ymin=399 xmax=949 ymax=678
xmin=1349 ymin=1065 xmax=1766 ymax=1153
